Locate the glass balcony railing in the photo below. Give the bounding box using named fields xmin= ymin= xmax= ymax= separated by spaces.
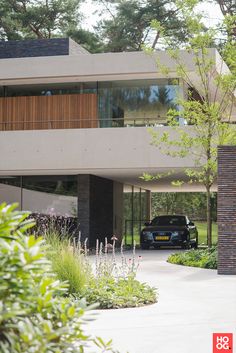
xmin=0 ymin=117 xmax=169 ymax=131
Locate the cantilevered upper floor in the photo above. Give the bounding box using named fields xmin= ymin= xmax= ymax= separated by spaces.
xmin=0 ymin=38 xmax=235 ymax=193
xmin=0 ymin=38 xmax=235 ymax=131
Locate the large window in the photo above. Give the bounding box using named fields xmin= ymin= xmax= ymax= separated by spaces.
xmin=0 ymin=82 xmax=97 ymax=97
xmin=98 ymin=79 xmax=180 ymax=127
xmin=0 ymin=175 xmax=78 ymax=216
xmin=1 ymin=78 xmax=182 ymax=128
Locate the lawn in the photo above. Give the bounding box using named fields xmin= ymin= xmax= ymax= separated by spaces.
xmin=195 ymin=222 xmax=218 ymax=245
xmin=124 ymin=221 xmax=218 ymax=246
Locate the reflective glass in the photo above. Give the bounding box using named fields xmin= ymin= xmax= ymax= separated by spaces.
xmin=98 ymin=79 xmax=180 ymax=127
xmin=0 ymin=175 xmax=78 ymax=216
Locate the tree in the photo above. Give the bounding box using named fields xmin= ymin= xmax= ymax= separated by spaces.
xmin=151 ymin=192 xmax=217 ymax=221
xmin=0 ymin=0 xmax=82 ymax=40
xmin=66 ymin=28 xmax=104 ymax=53
xmin=92 ymin=0 xmax=188 ymax=52
xmin=148 ymin=0 xmax=236 ymax=247
xmin=216 ymin=0 xmax=236 ymax=38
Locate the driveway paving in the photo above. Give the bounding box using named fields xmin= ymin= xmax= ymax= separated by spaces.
xmin=86 ymin=249 xmax=236 ymax=353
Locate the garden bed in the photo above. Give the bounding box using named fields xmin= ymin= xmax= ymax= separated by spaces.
xmin=167 ymin=246 xmax=217 ymax=269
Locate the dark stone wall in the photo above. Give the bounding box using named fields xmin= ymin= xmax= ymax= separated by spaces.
xmin=77 ymin=175 xmax=90 ymax=242
xmin=217 ymin=146 xmax=236 ymax=275
xmin=77 ymin=175 xmax=113 ymax=247
xmin=0 ymin=38 xmax=70 ymax=59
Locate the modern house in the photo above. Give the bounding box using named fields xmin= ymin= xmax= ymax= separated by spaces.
xmin=0 ymin=38 xmax=235 ymax=273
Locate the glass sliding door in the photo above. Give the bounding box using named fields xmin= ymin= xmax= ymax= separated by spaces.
xmin=123 ymin=184 xmax=150 ymax=246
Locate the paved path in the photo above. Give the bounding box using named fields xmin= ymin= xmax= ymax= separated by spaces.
xmin=86 ymin=249 xmax=236 ymax=353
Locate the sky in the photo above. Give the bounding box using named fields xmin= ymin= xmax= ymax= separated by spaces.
xmin=80 ymin=0 xmax=224 ymax=31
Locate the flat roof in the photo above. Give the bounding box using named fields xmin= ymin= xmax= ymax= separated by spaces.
xmin=0 ymin=49 xmax=219 ymax=86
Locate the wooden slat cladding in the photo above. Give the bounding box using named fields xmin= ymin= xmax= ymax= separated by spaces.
xmin=0 ymin=94 xmax=98 ymax=130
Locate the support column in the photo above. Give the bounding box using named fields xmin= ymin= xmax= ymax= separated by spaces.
xmin=113 ymin=182 xmax=123 ymax=242
xmin=77 ymin=175 xmax=113 ymax=247
xmin=218 ymin=146 xmax=236 ymax=275
xmin=146 ymin=190 xmax=151 ymax=221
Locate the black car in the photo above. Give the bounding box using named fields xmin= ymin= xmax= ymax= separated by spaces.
xmin=140 ymin=215 xmax=198 ymax=250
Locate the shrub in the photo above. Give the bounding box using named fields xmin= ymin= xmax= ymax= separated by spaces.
xmin=86 ymin=274 xmax=157 ymax=309
xmin=0 ymin=203 xmax=117 ymax=353
xmin=167 ymin=246 xmax=218 ymax=269
xmin=29 ymin=212 xmax=79 ymax=238
xmin=43 ymin=232 xmax=157 ymax=310
xmin=45 ymin=231 xmax=90 ymax=296
xmin=84 ymin=240 xmax=157 ymax=309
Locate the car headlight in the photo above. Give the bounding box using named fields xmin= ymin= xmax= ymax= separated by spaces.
xmin=142 ymin=231 xmax=153 ymax=240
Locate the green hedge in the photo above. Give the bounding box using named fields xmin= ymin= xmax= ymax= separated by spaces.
xmin=167 ymin=246 xmax=217 ymax=269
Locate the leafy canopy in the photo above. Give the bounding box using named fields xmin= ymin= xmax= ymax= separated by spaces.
xmin=92 ymin=0 xmax=189 ymax=52
xmin=0 ymin=0 xmax=82 ymax=40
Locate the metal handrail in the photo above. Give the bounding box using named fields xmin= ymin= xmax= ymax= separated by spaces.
xmin=0 ymin=117 xmax=168 ymax=130
xmin=2 ymin=117 xmax=234 ymax=131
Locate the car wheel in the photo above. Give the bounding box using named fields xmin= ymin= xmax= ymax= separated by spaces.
xmin=141 ymin=244 xmax=150 ymax=250
xmin=192 ymin=240 xmax=198 ymax=249
xmin=154 ymin=245 xmax=160 ymax=250
xmin=181 ymin=242 xmax=190 ymax=250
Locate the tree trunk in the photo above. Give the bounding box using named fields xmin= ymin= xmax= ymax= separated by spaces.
xmin=206 ymin=187 xmax=212 ymax=247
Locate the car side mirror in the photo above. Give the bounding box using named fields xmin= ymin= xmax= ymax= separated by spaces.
xmin=189 ymin=221 xmax=195 ymax=226
xmin=144 ymin=221 xmax=151 ymax=226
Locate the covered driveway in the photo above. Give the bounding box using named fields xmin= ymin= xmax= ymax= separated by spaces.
xmin=86 ymin=250 xmax=236 ymax=353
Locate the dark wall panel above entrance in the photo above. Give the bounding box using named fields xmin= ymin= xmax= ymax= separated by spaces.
xmin=78 ymin=175 xmax=113 ymax=247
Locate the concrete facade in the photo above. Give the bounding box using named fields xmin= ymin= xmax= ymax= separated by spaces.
xmin=0 ymin=126 xmax=212 ymax=192
xmin=0 ymin=39 xmax=235 ymax=258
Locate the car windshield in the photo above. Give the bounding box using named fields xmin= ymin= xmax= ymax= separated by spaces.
xmin=151 ymin=216 xmax=186 ymax=226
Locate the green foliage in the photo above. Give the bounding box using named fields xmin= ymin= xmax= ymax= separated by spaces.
xmin=92 ymin=0 xmax=188 ymax=52
xmin=148 ymin=0 xmax=236 ymax=247
xmin=66 ymin=28 xmax=104 ymax=53
xmin=0 ymin=0 xmax=82 ymax=40
xmin=151 ymin=192 xmax=217 ymax=222
xmin=43 ymin=231 xmax=157 ymax=310
xmin=195 ymin=222 xmax=218 ymax=246
xmin=83 ymin=240 xmax=157 ymax=309
xmin=0 ymin=203 xmax=117 ymax=353
xmin=167 ymin=246 xmax=218 ymax=269
xmin=86 ymin=274 xmax=157 ymax=309
xmin=45 ymin=232 xmax=90 ymax=296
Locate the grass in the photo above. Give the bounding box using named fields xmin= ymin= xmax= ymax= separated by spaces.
xmin=195 ymin=222 xmax=218 ymax=245
xmin=45 ymin=231 xmax=89 ymax=296
xmin=125 ymin=221 xmax=218 ymax=246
